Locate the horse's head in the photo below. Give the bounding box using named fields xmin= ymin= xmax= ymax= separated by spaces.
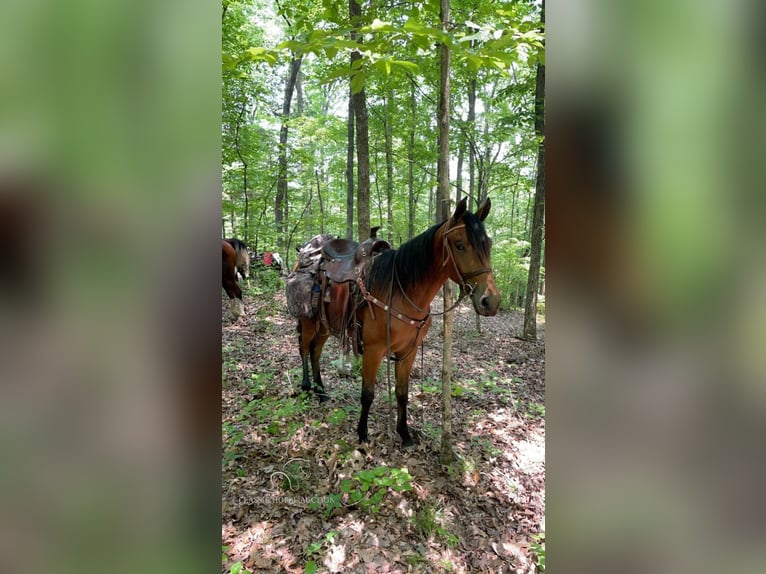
xmin=443 ymin=197 xmax=501 ymax=316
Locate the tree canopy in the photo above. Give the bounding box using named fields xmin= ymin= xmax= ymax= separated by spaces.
xmin=222 ymin=0 xmax=544 ymax=311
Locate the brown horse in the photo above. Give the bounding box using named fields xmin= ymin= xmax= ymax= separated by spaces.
xmin=222 ymin=240 xmax=244 ymax=320
xmin=224 ymin=238 xmax=251 ymax=284
xmin=296 ymin=197 xmax=500 ymax=446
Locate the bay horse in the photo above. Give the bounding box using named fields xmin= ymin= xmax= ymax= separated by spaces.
xmin=224 ymin=238 xmax=250 ymax=284
xmin=296 ymin=197 xmax=501 ymax=446
xmin=222 ymin=240 xmax=244 ymax=320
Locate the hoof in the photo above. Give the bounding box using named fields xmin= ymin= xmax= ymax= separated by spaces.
xmin=399 ymin=428 xmax=419 ymax=447
xmin=316 ymin=391 xmax=331 ymax=403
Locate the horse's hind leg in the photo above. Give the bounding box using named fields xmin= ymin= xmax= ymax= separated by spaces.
xmin=310 ymin=332 xmax=330 ymax=402
xmin=298 ymin=320 xmax=313 ymax=392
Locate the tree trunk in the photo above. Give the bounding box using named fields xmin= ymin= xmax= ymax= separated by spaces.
xmin=456 ymin=128 xmax=465 ymax=204
xmin=523 ymin=3 xmax=546 ymax=341
xmin=373 ymin=142 xmax=383 ymax=225
xmin=354 ymin=88 xmax=371 ymax=242
xmin=296 ymin=67 xmax=304 ymax=115
xmin=408 ymin=80 xmax=416 ymax=240
xmin=315 ymin=169 xmax=324 ymax=234
xmin=384 ymin=94 xmax=394 ymax=242
xmin=479 ymin=114 xmax=491 ymax=205
xmin=437 ymin=0 xmax=454 ymax=466
xmin=467 ymin=77 xmax=477 ymax=210
xmin=350 ymin=0 xmax=370 ymax=242
xmin=346 ymin=92 xmax=355 ymax=240
xmin=233 ymin=94 xmax=249 ymax=242
xmin=275 ymin=55 xmax=303 ymax=249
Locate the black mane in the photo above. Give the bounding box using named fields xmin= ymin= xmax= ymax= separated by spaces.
xmin=225 ymin=238 xmax=248 ymax=253
xmin=368 ymin=210 xmax=490 ymax=297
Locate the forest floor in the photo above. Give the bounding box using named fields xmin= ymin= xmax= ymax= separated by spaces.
xmin=221 ymin=274 xmax=545 ymax=574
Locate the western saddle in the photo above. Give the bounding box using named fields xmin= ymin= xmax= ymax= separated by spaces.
xmin=318 ymin=227 xmax=391 ymax=355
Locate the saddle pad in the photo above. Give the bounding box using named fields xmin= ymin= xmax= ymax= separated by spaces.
xmin=286 ymin=269 xmax=320 ymax=318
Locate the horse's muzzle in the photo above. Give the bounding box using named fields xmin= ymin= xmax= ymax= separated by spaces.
xmin=471 ymin=279 xmax=501 ymax=316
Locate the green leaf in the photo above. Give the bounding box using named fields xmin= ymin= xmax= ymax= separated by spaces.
xmin=324 ymin=46 xmax=338 ymax=60
xmin=351 ymin=70 xmax=366 ymax=94
xmin=305 ymin=560 xmax=318 ymax=574
xmin=339 ymin=479 xmax=355 ymax=493
xmin=230 ymin=563 xmax=242 ymax=574
xmin=390 ymin=60 xmax=419 ymax=72
xmin=306 ymin=541 xmax=322 ymax=555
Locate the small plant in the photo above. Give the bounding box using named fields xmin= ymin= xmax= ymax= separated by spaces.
xmin=515 ymin=399 xmax=545 ymax=420
xmin=247 ymin=372 xmax=271 ymax=395
xmin=528 ymin=402 xmax=545 ymax=418
xmin=421 ymin=377 xmax=440 ymax=394
xmin=330 ymin=466 xmax=413 ymax=516
xmin=304 ymin=530 xmax=339 ymax=573
xmin=412 ymin=502 xmax=459 ymax=547
xmin=530 ymin=533 xmax=545 ymax=571
xmin=222 ymin=421 xmax=245 ymax=466
xmin=405 ymin=553 xmax=427 ymax=566
xmin=327 ymin=408 xmax=346 ymax=425
xmin=228 ymin=561 xmax=251 ymax=574
xmin=275 ymin=459 xmax=309 ymax=492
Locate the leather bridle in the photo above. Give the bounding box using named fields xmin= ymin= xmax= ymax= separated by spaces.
xmin=441 ymin=221 xmax=493 ymax=297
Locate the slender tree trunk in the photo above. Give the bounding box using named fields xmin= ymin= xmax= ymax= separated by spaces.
xmin=456 ymin=128 xmax=465 ymax=204
xmin=510 ymin=171 xmax=520 ymax=235
xmin=408 ymin=80 xmax=416 ymax=240
xmin=384 ymin=94 xmax=394 ymax=242
xmin=275 ymin=55 xmax=302 ymax=249
xmin=296 ymin=67 xmax=304 ymax=115
xmin=523 ymin=2 xmax=546 ymax=341
xmin=346 ymin=93 xmax=355 ymax=240
xmin=467 ymin=77 xmax=477 ymax=210
xmin=233 ymin=94 xmax=249 ymax=242
xmin=350 ymin=0 xmax=370 ymax=241
xmin=524 ymin=191 xmax=533 ymax=237
xmin=373 ymin=142 xmax=383 ymax=225
xmin=315 ymin=169 xmax=324 ymax=234
xmin=437 ymin=0 xmax=454 ymax=466
xmin=479 ymin=115 xmax=491 ymax=205
xmin=354 ymin=89 xmax=371 ymax=241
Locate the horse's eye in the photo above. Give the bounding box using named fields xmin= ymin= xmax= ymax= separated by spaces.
xmin=455 ymin=240 xmax=465 ymax=252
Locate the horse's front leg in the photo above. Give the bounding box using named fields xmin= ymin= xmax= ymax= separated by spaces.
xmin=394 ymin=353 xmax=418 ymax=447
xmin=357 ymin=344 xmax=386 ymax=443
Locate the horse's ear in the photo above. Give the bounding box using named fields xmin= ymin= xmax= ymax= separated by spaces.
xmin=451 ymin=197 xmax=468 ymax=222
xmin=475 ymin=197 xmax=491 ymax=221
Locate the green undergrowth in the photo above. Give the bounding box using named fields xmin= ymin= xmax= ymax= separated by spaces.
xmin=309 ymin=465 xmax=414 ymax=518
